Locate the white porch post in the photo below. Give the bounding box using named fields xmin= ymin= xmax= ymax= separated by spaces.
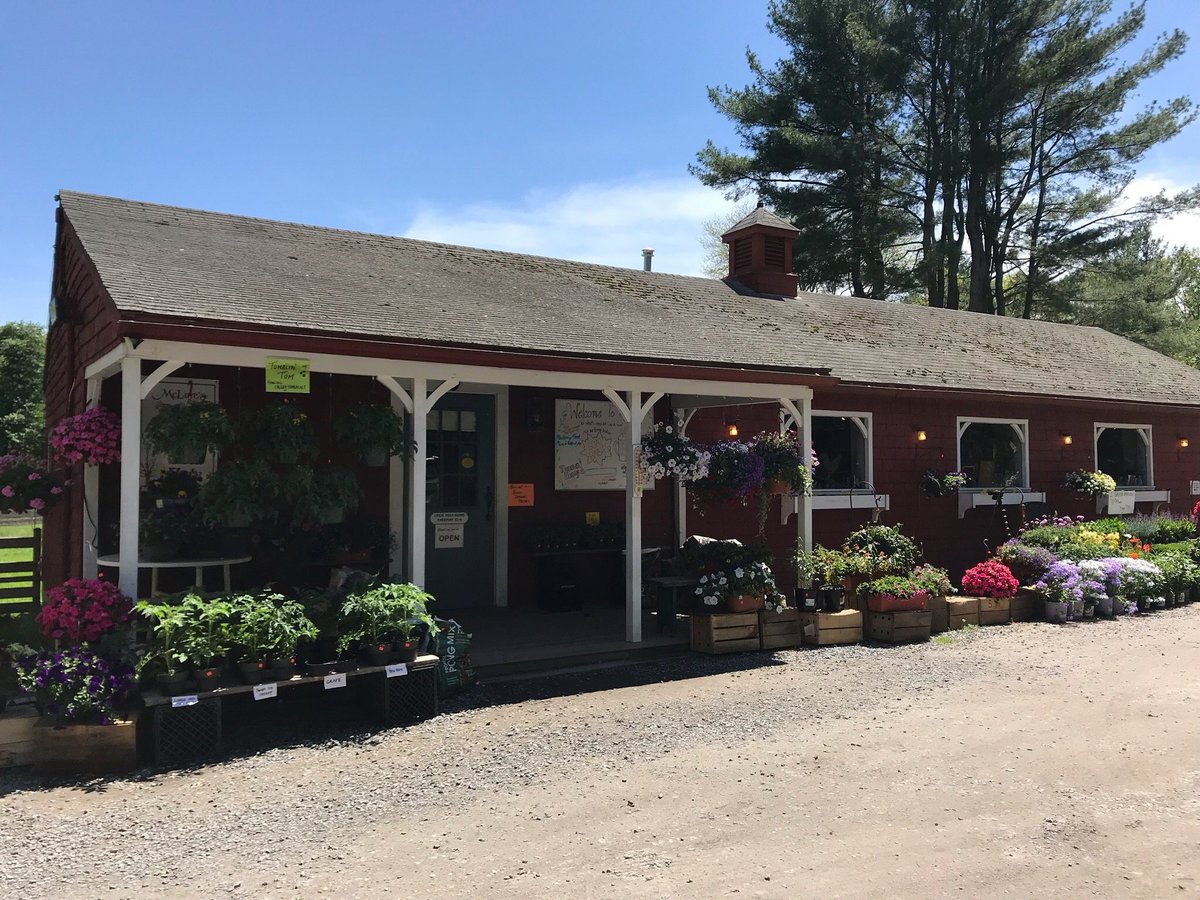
xmin=117 ymin=357 xmax=141 ymax=597
xmin=625 ymin=388 xmax=643 ymax=643
xmin=673 ymin=408 xmax=696 ymax=551
xmin=798 ymin=395 xmax=814 ymax=554
xmin=388 ymin=390 xmax=408 ymax=579
xmin=409 ymin=377 xmax=428 ymax=588
xmin=81 ymin=376 xmax=102 ymax=579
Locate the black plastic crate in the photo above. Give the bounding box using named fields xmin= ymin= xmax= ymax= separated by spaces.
xmin=149 ymin=698 xmax=222 ymax=769
xmin=380 ymin=664 xmax=438 ymax=727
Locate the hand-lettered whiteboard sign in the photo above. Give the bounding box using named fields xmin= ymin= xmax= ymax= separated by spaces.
xmin=1107 ymin=491 xmax=1136 ymax=515
xmin=265 ymin=357 xmax=310 ymax=394
xmin=554 ymin=399 xmax=653 ymax=491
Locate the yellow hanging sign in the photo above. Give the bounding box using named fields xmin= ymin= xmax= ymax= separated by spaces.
xmin=265 ymin=357 xmax=310 ymax=394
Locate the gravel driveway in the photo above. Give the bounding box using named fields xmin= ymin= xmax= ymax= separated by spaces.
xmin=3 ymin=609 xmax=1199 ymax=898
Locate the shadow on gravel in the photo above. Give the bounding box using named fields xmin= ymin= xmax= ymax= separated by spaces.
xmin=0 ymin=651 xmax=792 ymax=793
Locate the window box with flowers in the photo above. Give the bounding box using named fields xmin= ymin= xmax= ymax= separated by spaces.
xmin=856 ymin=573 xmax=929 ymax=612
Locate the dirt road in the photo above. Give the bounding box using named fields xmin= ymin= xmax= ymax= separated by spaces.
xmin=3 ymin=610 xmax=1199 ymax=898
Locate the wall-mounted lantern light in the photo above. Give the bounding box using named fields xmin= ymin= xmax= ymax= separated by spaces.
xmin=1061 ymin=432 xmax=1073 ymax=446
xmin=914 ymin=428 xmax=927 ymax=442
xmin=1179 ymin=436 xmax=1190 ymax=449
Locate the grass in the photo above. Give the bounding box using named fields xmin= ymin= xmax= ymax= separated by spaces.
xmin=931 ymin=623 xmax=979 ymax=646
xmin=0 ymin=520 xmax=38 ymax=612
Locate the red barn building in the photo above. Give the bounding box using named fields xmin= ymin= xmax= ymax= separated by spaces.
xmin=41 ymin=191 xmax=1200 ymax=649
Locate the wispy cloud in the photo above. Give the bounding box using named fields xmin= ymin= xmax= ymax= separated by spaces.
xmin=1120 ymin=172 xmax=1200 ymax=249
xmin=370 ymin=177 xmax=742 ymax=276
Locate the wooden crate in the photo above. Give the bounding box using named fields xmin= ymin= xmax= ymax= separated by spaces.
xmin=0 ymin=706 xmax=38 ymax=768
xmin=866 ymin=610 xmax=932 ymax=643
xmin=1011 ymin=587 xmax=1043 ymax=622
xmin=948 ymin=610 xmax=979 ymax=630
xmin=33 ymin=716 xmax=139 ymax=775
xmin=927 ymin=594 xmax=949 ymax=634
xmin=691 ymin=612 xmax=761 ymax=655
xmin=798 ymin=609 xmax=863 ymax=646
xmin=758 ymin=607 xmax=802 ymax=650
xmin=975 ymin=596 xmax=1012 ymax=626
xmin=945 ymin=597 xmax=978 ymax=630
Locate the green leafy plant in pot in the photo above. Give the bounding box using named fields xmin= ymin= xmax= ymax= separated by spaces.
xmin=230 ymin=591 xmax=291 ymax=684
xmin=178 ymin=592 xmax=234 ymax=691
xmin=242 ymin=401 xmax=316 ymax=465
xmin=135 ymin=600 xmax=192 ymax=695
xmin=199 ymin=459 xmax=280 ymax=530
xmin=333 ymin=402 xmax=414 ymax=467
xmin=338 ymin=582 xmax=437 ymax=665
xmin=144 ymin=401 xmax=233 ymax=465
xmin=306 ymin=466 xmax=361 ymax=525
xmin=258 ymin=597 xmax=319 ymax=679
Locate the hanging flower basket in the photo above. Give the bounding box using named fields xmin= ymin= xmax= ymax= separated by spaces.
xmin=637 ymin=423 xmax=710 ymax=483
xmin=0 ymin=454 xmax=67 ymax=514
xmin=49 ymin=407 xmax=121 ymax=466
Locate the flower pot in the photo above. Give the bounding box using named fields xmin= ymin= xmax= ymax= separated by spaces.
xmin=1094 ymin=596 xmax=1114 ymax=618
xmin=362 ymin=643 xmax=393 ymax=666
xmin=819 ymin=584 xmax=845 ymax=613
xmin=866 ymin=590 xmax=928 ymax=613
xmin=364 ymin=446 xmax=389 ymax=468
xmin=304 ymin=660 xmax=338 ymax=677
xmin=795 ymin=586 xmax=817 ymax=612
xmin=1044 ymin=600 xmax=1069 ymax=624
xmin=1111 ymin=598 xmax=1126 ymax=616
xmin=268 ymin=657 xmax=296 ymax=680
xmin=170 ymin=443 xmax=207 ymax=465
xmin=1176 ymin=591 xmax=1188 ymax=606
xmin=394 ymin=640 xmax=418 ymax=664
xmin=726 ymin=594 xmax=764 ymax=613
xmin=156 ymin=670 xmax=193 ymax=696
xmin=337 ymin=657 xmax=360 ymax=673
xmin=1068 ymin=599 xmax=1085 ymax=620
xmin=192 ymin=667 xmax=222 ymax=692
xmin=765 ymin=479 xmax=790 ymax=496
xmin=236 ymin=659 xmax=267 ymax=685
xmin=1082 ymin=601 xmax=1095 ymax=620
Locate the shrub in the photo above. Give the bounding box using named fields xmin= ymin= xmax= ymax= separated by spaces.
xmin=994 ymin=541 xmax=1056 ymax=585
xmin=1150 ymin=514 xmax=1196 ymax=544
xmin=841 ymin=524 xmax=920 ymax=576
xmin=856 ymin=573 xmax=925 ymax=600
xmin=1018 ymin=525 xmax=1078 ymax=550
xmin=911 ymin=564 xmax=955 ymax=597
xmin=961 ymin=560 xmax=1018 ymax=598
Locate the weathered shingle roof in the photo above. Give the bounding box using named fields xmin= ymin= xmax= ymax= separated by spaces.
xmin=58 ymin=190 xmax=1200 ymax=406
xmin=722 ymin=204 xmax=800 ymax=236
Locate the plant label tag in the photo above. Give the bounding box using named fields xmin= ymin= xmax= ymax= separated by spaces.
xmin=323 ymin=673 xmax=347 ymax=690
xmin=385 ymin=663 xmax=408 ymax=678
xmin=171 ymin=695 xmax=199 ymax=708
xmin=253 ymin=683 xmax=278 ymax=701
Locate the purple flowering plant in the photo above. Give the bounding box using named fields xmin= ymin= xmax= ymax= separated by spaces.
xmin=1035 ymin=560 xmax=1083 ymax=604
xmin=995 ymin=540 xmax=1057 ymax=586
xmin=14 ymin=646 xmax=134 ymax=725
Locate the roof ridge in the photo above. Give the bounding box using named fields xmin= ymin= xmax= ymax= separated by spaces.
xmin=56 ymin=189 xmax=720 ymax=288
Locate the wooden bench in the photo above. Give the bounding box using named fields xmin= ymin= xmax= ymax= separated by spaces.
xmin=0 ymin=527 xmax=40 ymax=612
xmin=647 ymin=575 xmax=700 ymax=633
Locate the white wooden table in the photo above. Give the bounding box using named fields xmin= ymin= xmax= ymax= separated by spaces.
xmin=96 ymin=554 xmax=251 ymax=595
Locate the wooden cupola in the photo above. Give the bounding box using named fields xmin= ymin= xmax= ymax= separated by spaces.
xmin=720 ymin=201 xmax=800 ymax=297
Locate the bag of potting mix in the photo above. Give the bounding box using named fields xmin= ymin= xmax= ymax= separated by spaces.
xmin=433 ymin=618 xmax=476 ymax=696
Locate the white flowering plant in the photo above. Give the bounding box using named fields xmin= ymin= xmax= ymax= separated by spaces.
xmin=693 ymin=560 xmax=786 ymax=613
xmin=638 ymin=423 xmax=711 ymax=484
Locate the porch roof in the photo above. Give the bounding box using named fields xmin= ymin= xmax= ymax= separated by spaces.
xmin=58 ymin=190 xmax=1200 ymax=407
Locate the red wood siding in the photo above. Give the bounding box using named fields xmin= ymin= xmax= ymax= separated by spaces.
xmin=692 ymin=387 xmax=1200 ymax=585
xmin=41 ymin=215 xmax=121 ymax=589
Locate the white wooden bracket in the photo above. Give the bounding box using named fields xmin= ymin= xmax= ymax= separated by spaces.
xmin=603 ymin=387 xmax=631 ymax=422
xmin=139 ymin=360 xmax=185 ymax=400
xmin=376 ymin=375 xmax=414 ymax=414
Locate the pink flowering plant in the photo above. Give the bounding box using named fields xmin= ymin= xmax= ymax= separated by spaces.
xmin=50 ymin=407 xmax=121 ymax=466
xmin=37 ymin=577 xmax=133 ymax=643
xmin=0 ymin=454 xmax=67 ymax=514
xmin=961 ymin=560 xmax=1019 ymax=598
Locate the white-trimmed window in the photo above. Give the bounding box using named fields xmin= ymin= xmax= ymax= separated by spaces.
xmin=1095 ymin=424 xmax=1153 ymax=488
xmin=957 ymin=418 xmax=1029 ymax=490
xmin=812 ymin=411 xmax=872 ymax=491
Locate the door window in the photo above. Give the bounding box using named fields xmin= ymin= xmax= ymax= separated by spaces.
xmin=427 ymin=409 xmax=479 ymax=506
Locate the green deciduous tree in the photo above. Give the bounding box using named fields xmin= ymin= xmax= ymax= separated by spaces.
xmin=0 ymin=322 xmax=46 ymax=457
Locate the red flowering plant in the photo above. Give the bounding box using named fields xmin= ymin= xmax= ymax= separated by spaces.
xmin=0 ymin=454 xmax=67 ymax=514
xmin=37 ymin=577 xmax=133 ymax=644
xmin=1192 ymin=499 xmax=1200 ymax=527
xmin=961 ymin=560 xmax=1019 ymax=599
xmin=50 ymin=407 xmax=121 ymax=466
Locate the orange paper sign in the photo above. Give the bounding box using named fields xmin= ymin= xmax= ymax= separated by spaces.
xmin=508 ymin=483 xmax=535 ymax=507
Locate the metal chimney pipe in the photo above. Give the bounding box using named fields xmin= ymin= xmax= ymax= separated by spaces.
xmin=642 ymin=248 xmax=654 ymax=272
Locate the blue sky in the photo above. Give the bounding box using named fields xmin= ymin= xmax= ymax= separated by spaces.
xmin=1 ymin=1 xmax=1198 ymax=325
